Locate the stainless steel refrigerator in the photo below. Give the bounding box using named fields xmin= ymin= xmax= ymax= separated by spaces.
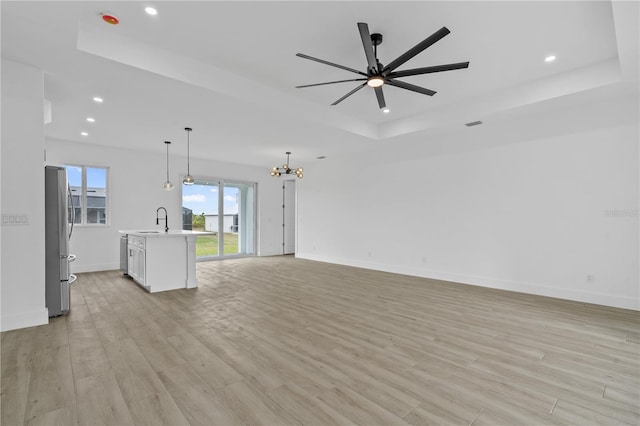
xmin=45 ymin=166 xmax=76 ymax=317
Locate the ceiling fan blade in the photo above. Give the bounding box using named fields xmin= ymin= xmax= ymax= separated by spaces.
xmin=296 ymin=53 xmax=367 ymax=76
xmin=374 ymin=87 xmax=386 ymax=109
xmin=387 ymin=61 xmax=469 ymax=78
xmin=296 ymin=78 xmax=367 ymax=88
xmin=331 ymin=83 xmax=367 ymax=106
xmin=382 ymin=27 xmax=451 ymax=74
xmin=357 ymin=22 xmax=378 ymax=74
xmin=387 ymin=79 xmax=436 ymax=96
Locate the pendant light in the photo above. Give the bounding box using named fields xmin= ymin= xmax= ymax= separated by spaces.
xmin=162 ymin=141 xmax=174 ymax=191
xmin=183 ymin=127 xmax=195 ymax=185
xmin=270 ymin=152 xmax=303 ymax=178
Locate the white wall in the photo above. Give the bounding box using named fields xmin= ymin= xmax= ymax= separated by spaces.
xmin=1 ymin=60 xmax=48 ymax=331
xmin=297 ymin=107 xmax=639 ymax=310
xmin=45 ymin=139 xmax=284 ymax=273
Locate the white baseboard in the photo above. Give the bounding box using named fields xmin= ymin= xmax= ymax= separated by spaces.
xmin=258 ymin=249 xmax=285 ymax=257
xmin=72 ymin=254 xmax=287 ymax=272
xmin=1 ymin=308 xmax=49 ymax=332
xmin=296 ymin=252 xmax=639 ymax=311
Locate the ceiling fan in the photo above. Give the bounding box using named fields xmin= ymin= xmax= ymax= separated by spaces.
xmin=295 ymin=23 xmax=469 ymax=110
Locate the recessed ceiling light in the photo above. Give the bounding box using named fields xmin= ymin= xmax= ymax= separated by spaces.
xmin=86 ymin=117 xmax=95 ymax=123
xmin=93 ymin=96 xmax=103 ymax=103
xmin=80 ymin=132 xmax=89 ymax=136
xmin=382 ymin=108 xmax=390 ymax=114
xmin=145 ymin=7 xmax=157 ymax=16
xmin=544 ymin=55 xmax=556 ymax=63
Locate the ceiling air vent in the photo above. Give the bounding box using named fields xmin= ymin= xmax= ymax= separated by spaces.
xmin=465 ymin=120 xmax=483 ymax=127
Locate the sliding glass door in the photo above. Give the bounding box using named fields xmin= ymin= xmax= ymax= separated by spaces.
xmin=182 ymin=178 xmax=256 ymax=259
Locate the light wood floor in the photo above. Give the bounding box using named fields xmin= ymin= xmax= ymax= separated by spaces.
xmin=2 ymin=256 xmax=639 ymax=425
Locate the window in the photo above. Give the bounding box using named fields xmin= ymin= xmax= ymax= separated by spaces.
xmin=64 ymin=165 xmax=109 ymax=225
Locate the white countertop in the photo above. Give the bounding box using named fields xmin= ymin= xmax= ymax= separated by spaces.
xmin=119 ymin=230 xmax=214 ymax=237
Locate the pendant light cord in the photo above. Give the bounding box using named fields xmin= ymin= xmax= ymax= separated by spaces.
xmin=166 ymin=141 xmax=170 ymax=181
xmin=187 ymin=130 xmax=190 ymax=175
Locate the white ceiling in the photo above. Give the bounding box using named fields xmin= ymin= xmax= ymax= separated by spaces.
xmin=1 ymin=1 xmax=638 ymax=167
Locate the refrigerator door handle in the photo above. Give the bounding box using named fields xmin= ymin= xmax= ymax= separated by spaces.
xmin=68 ymin=182 xmax=75 ymax=240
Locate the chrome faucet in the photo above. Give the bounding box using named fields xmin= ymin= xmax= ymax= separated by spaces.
xmin=156 ymin=207 xmax=168 ymax=232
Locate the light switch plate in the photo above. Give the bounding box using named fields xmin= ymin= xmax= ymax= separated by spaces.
xmin=1 ymin=214 xmax=29 ymax=225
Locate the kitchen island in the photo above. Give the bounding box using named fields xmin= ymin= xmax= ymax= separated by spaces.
xmin=119 ymin=230 xmax=213 ymax=293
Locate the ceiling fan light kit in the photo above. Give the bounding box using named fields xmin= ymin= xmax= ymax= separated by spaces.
xmin=296 ymin=22 xmax=469 ymax=110
xmin=367 ymin=76 xmax=384 ymax=88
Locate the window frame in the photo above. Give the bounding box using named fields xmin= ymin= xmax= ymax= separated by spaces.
xmin=63 ymin=164 xmax=110 ymax=227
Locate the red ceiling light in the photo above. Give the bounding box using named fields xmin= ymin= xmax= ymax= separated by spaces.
xmin=101 ymin=13 xmax=119 ymax=25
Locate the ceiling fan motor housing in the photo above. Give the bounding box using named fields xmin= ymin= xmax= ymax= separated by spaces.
xmin=371 ymin=33 xmax=383 ymax=46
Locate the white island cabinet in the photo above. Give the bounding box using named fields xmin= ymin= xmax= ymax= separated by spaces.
xmin=119 ymin=230 xmax=212 ymax=293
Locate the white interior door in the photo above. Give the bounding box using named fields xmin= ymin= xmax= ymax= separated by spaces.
xmin=283 ymin=180 xmax=296 ymax=254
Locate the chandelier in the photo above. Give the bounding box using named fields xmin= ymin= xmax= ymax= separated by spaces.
xmin=270 ymin=151 xmax=303 ymax=178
